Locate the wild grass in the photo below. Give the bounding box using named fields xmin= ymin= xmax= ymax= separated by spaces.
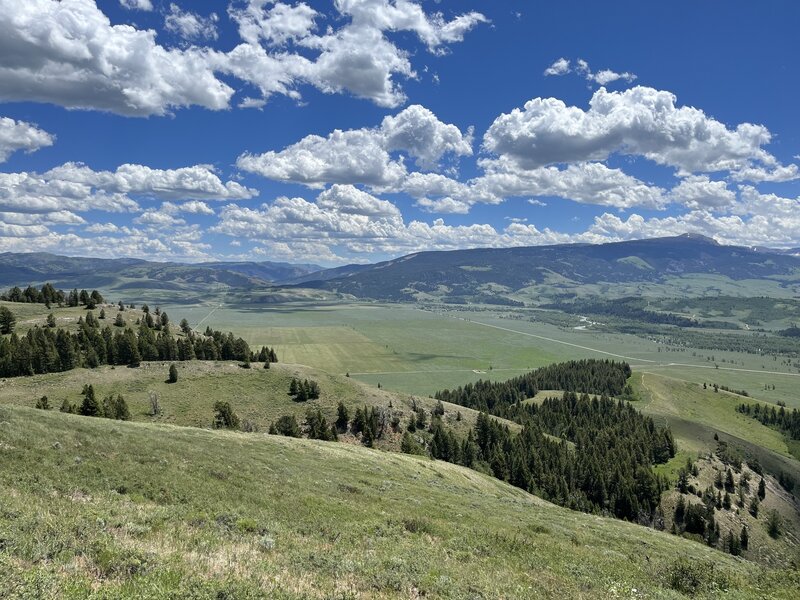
xmin=1 ymin=404 xmax=797 ymax=599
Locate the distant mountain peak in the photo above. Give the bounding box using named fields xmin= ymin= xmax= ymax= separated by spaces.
xmin=670 ymin=233 xmax=719 ymax=244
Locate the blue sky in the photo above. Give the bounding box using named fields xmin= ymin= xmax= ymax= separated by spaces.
xmin=0 ymin=0 xmax=799 ymax=265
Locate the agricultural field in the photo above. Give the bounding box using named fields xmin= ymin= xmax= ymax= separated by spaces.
xmin=157 ymin=301 xmax=568 ymax=395
xmin=150 ymin=299 xmax=800 ymax=405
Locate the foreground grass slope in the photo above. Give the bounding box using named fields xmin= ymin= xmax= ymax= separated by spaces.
xmin=1 ymin=405 xmax=797 ymax=599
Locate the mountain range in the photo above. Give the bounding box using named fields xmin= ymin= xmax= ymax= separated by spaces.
xmin=298 ymin=234 xmax=800 ymax=301
xmin=2 ymin=235 xmax=798 ymax=302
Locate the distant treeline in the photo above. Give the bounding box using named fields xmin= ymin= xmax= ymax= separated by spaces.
xmin=737 ymin=403 xmax=800 ymax=440
xmin=543 ymin=297 xmax=736 ymax=329
xmin=1 ymin=283 xmax=104 ymax=307
xmin=654 ymin=329 xmax=800 ymax=358
xmin=426 ymin=392 xmax=673 ymax=521
xmin=0 ymin=311 xmax=274 ymax=378
xmin=779 ymin=325 xmax=800 ymax=338
xmin=441 ymin=294 xmax=524 ymax=307
xmin=434 ymin=359 xmax=631 ymax=415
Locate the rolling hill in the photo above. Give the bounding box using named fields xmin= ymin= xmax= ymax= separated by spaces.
xmin=1 ymin=403 xmax=797 ymax=599
xmin=0 ymin=252 xmax=321 ymax=295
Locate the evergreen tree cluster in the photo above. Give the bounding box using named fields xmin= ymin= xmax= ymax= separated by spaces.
xmin=57 ymin=384 xmax=130 ymax=421
xmin=253 ymin=346 xmax=278 ymax=363
xmin=474 ymin=393 xmax=671 ymax=520
xmin=267 ymin=409 xmax=337 ymax=441
xmin=1 ymin=284 xmax=104 ymax=308
xmin=402 ymin=390 xmax=674 ymax=522
xmin=737 ymin=402 xmax=800 ymax=440
xmin=434 ymin=359 xmax=632 ymax=415
xmin=289 ymin=377 xmax=320 ymax=401
xmin=333 ymin=401 xmax=396 ymax=447
xmin=674 ymin=459 xmax=766 ymax=555
xmin=0 ymin=313 xmax=258 ymax=377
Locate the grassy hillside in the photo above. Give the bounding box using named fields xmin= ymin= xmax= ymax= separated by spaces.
xmin=0 ymin=361 xmax=505 ymax=451
xmin=2 ymin=301 xmax=147 ymax=335
xmin=1 ymin=404 xmax=797 ymax=599
xmin=631 ymin=372 xmax=800 ymax=490
xmin=660 ymin=456 xmax=800 ymax=568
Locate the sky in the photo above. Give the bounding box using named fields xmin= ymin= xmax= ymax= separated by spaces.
xmin=0 ymin=0 xmax=799 ymax=266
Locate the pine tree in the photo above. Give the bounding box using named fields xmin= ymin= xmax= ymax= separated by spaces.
xmin=273 ymin=415 xmax=300 ymax=437
xmin=35 ymin=395 xmax=49 ymax=410
xmin=168 ymin=363 xmax=178 ymax=383
xmin=79 ymin=384 xmax=100 ymax=417
xmin=362 ymin=423 xmax=375 ymax=447
xmin=674 ymin=495 xmax=686 ymax=525
xmin=415 ymin=408 xmax=427 ymax=430
xmin=727 ymin=530 xmax=741 ymax=556
xmin=114 ymin=313 xmax=125 ymax=327
xmin=46 ymin=313 xmax=57 ymax=328
xmin=749 ymin=495 xmax=760 ymax=518
xmin=0 ymin=306 xmax=16 ymax=334
xmin=725 ymin=468 xmax=735 ymax=492
xmin=740 ymin=526 xmax=749 ymax=551
xmin=766 ymin=510 xmax=782 ymax=539
xmin=758 ymin=477 xmax=766 ymax=499
xmin=289 ymin=378 xmax=298 ymax=396
xmin=336 ymin=401 xmax=349 ymax=431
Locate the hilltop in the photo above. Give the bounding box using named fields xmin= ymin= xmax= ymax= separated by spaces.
xmin=1 ymin=404 xmax=797 ymax=599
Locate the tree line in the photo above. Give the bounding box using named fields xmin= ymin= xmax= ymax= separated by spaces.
xmin=737 ymin=402 xmax=800 ymax=440
xmin=0 ymin=309 xmax=272 ymax=377
xmin=1 ymin=283 xmax=104 ymax=308
xmin=433 ymin=359 xmax=632 ymax=415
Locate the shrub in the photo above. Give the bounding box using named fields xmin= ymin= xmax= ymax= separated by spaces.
xmin=168 ymin=363 xmax=178 ymax=383
xmin=213 ymin=401 xmax=240 ymax=430
xmin=665 ymin=557 xmax=730 ymax=595
xmin=767 ymin=510 xmax=782 ymax=539
xmin=272 ymin=415 xmax=300 ymax=437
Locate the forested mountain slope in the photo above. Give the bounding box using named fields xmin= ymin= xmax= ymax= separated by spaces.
xmin=301 ymin=235 xmax=800 ymax=301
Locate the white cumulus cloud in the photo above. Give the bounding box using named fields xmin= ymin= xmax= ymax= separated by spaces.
xmin=237 ymin=104 xmax=472 ymax=186
xmin=165 ymin=4 xmax=219 ymax=41
xmin=484 ymin=86 xmax=795 ymax=178
xmin=0 ymin=0 xmax=486 ymax=116
xmin=0 ymin=117 xmax=55 ymax=162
